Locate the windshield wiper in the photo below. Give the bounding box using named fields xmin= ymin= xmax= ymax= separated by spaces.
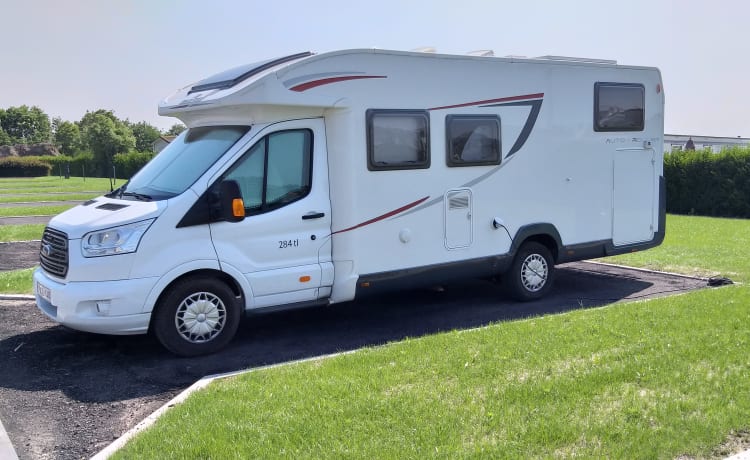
xmin=121 ymin=191 xmax=153 ymax=201
xmin=106 ymin=182 xmax=128 ymax=199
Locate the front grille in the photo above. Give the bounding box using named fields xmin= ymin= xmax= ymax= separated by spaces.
xmin=40 ymin=227 xmax=69 ymax=278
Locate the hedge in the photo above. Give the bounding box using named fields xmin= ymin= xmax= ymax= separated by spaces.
xmin=664 ymin=146 xmax=750 ymax=218
xmin=0 ymin=156 xmax=52 ymax=177
xmin=113 ymin=151 xmax=155 ymax=179
xmin=38 ymin=152 xmax=95 ymax=177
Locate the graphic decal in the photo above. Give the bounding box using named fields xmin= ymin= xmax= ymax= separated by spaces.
xmin=427 ymin=93 xmax=543 ymax=111
xmin=285 ymin=72 xmax=387 ymax=92
xmin=398 ymin=93 xmax=544 ymax=218
xmin=481 ymin=99 xmax=543 ymax=156
xmin=331 ymin=92 xmax=544 ymax=231
xmin=429 ymin=92 xmax=543 ymax=157
xmin=332 ymin=196 xmax=429 ymax=235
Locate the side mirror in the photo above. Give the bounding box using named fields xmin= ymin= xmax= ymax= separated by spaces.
xmin=219 ymin=180 xmax=245 ymax=223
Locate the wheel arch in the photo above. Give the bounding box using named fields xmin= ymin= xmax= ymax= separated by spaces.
xmin=142 ymin=261 xmax=247 ymax=315
xmin=510 ymin=223 xmax=562 ymax=263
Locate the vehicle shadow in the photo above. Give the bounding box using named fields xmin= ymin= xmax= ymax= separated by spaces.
xmin=0 ymin=262 xmax=703 ymax=404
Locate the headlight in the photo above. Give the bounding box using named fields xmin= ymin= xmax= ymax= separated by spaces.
xmin=81 ymin=219 xmax=155 ymax=258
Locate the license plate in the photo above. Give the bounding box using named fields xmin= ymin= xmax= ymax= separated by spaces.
xmin=36 ymin=281 xmax=52 ymax=303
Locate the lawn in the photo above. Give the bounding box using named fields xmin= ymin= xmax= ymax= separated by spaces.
xmin=0 ymin=176 xmax=113 ymax=193
xmin=0 ymin=193 xmax=101 ymax=204
xmin=0 ymin=268 xmax=34 ymax=294
xmin=0 ymin=176 xmax=110 ymax=203
xmin=0 ymin=224 xmax=45 ymax=243
xmin=605 ymin=214 xmax=750 ymax=283
xmin=111 ymin=215 xmax=750 ymax=459
xmin=0 ymin=205 xmax=73 ymax=217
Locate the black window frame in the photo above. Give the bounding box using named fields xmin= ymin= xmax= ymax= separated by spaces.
xmin=445 ymin=114 xmax=502 ymax=167
xmin=594 ymin=82 xmax=645 ymax=132
xmin=366 ymin=109 xmax=431 ymax=171
xmin=220 ymin=128 xmax=314 ymax=215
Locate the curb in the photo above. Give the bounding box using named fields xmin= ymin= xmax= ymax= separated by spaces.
xmin=91 ymin=350 xmax=357 ymax=459
xmin=0 ymin=295 xmax=34 ymax=301
xmin=0 ymin=416 xmax=19 ymax=460
xmin=582 ymin=260 xmax=709 ymax=280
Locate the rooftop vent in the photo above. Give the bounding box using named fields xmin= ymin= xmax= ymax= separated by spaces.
xmin=466 ymin=50 xmax=494 ymax=57
xmin=411 ymin=47 xmax=437 ymax=53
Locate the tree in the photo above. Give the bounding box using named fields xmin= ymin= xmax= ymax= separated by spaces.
xmin=0 ymin=105 xmax=52 ymax=144
xmin=0 ymin=127 xmax=10 ymax=146
xmin=81 ymin=112 xmax=136 ymax=176
xmin=128 ymin=121 xmax=161 ymax=152
xmin=165 ymin=123 xmax=187 ymax=136
xmin=53 ymin=118 xmax=82 ymax=155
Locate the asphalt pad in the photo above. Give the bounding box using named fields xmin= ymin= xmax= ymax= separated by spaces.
xmin=0 ymin=262 xmax=708 ymax=459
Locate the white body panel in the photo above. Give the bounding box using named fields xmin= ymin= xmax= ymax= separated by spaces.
xmin=35 ymin=49 xmax=665 ymax=335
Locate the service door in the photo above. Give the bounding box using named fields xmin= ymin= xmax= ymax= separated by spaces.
xmin=209 ymin=119 xmax=332 ymax=308
xmin=444 ymin=188 xmax=473 ymax=249
xmin=612 ymin=146 xmax=655 ymax=245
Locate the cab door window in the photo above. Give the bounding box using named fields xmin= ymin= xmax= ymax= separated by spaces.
xmin=224 ymin=129 xmax=312 ymax=213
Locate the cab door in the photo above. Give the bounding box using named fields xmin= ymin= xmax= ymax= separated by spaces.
xmin=209 ymin=119 xmax=332 ymax=308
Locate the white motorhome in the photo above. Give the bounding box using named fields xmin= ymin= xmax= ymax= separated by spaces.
xmin=34 ymin=49 xmax=665 ymax=356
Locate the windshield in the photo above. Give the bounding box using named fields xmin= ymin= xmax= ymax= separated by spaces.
xmin=120 ymin=126 xmax=249 ymax=200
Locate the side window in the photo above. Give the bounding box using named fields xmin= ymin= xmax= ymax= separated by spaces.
xmin=594 ymin=83 xmax=645 ymax=132
xmin=366 ymin=109 xmax=430 ymax=170
xmin=446 ymin=115 xmax=501 ymax=167
xmin=223 ymin=129 xmax=312 ymax=213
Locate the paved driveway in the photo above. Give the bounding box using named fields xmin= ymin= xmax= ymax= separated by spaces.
xmin=0 ymin=262 xmax=707 ymax=459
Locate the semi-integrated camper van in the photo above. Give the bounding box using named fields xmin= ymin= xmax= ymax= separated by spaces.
xmin=34 ymin=49 xmax=665 ymax=356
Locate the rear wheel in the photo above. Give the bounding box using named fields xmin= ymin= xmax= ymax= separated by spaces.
xmin=506 ymin=242 xmax=555 ymax=301
xmin=153 ymin=276 xmax=241 ymax=356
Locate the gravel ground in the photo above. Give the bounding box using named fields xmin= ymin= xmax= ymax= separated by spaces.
xmin=0 ymin=259 xmax=708 ymax=460
xmin=0 ymin=241 xmax=40 ymax=272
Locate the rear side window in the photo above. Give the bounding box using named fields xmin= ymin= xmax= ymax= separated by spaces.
xmin=366 ymin=109 xmax=430 ymax=170
xmin=594 ymin=83 xmax=645 ymax=132
xmin=446 ymin=115 xmax=501 ymax=167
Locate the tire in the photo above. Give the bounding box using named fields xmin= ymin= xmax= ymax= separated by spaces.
xmin=153 ymin=276 xmax=241 ymax=357
xmin=506 ymin=242 xmax=555 ymax=301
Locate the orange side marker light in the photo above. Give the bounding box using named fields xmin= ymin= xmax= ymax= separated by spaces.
xmin=232 ymin=198 xmax=245 ymax=217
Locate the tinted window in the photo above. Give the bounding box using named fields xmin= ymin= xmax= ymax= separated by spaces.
xmin=367 ymin=110 xmax=430 ymax=170
xmin=446 ymin=115 xmax=501 ymax=166
xmin=594 ymin=83 xmax=645 ymax=132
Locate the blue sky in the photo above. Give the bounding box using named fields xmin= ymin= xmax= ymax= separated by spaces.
xmin=1 ymin=0 xmax=747 ymax=136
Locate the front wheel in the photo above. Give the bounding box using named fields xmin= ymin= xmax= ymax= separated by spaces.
xmin=506 ymin=242 xmax=555 ymax=301
xmin=153 ymin=276 xmax=241 ymax=356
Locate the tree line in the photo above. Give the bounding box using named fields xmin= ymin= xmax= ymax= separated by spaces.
xmin=0 ymin=105 xmax=185 ymax=177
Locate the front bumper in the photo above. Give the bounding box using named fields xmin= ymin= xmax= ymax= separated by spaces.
xmin=33 ymin=268 xmax=158 ymax=335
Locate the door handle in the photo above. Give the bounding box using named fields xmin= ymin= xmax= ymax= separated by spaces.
xmin=302 ymin=212 xmax=325 ymax=220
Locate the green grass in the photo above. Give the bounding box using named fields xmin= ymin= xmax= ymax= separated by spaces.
xmin=0 ymin=205 xmax=73 ymax=217
xmin=602 ymin=214 xmax=750 ymax=283
xmin=0 ymin=268 xmax=34 ymax=295
xmin=113 ymin=214 xmax=750 ymax=459
xmin=0 ymin=224 xmax=45 ymax=243
xmin=115 ymin=288 xmax=750 ymax=459
xmin=0 ymin=193 xmax=100 ymax=204
xmin=0 ymin=176 xmax=113 ymax=193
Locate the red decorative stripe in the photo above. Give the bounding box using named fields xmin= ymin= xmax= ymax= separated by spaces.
xmin=332 ymin=196 xmax=429 ymax=235
xmin=290 ymin=75 xmax=387 ymax=92
xmin=428 ymin=93 xmax=544 ymax=111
